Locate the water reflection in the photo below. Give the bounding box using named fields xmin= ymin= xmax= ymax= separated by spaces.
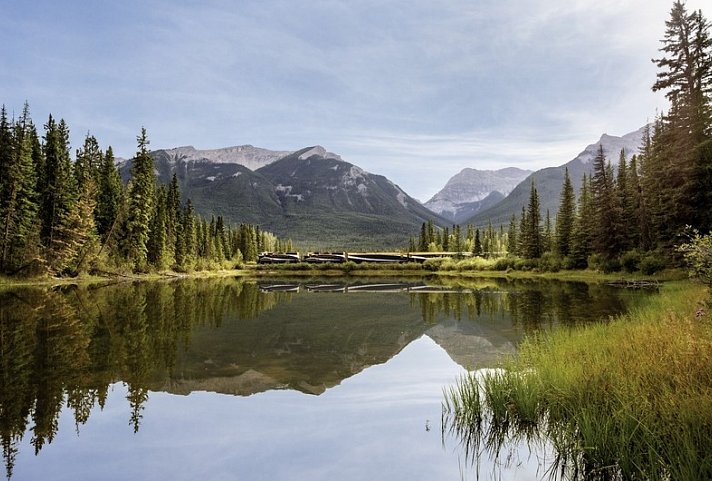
xmin=0 ymin=278 xmax=649 ymax=480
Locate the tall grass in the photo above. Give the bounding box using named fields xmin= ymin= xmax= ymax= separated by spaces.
xmin=443 ymin=281 xmax=712 ymax=480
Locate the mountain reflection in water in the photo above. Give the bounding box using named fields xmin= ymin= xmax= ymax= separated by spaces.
xmin=0 ymin=277 xmax=648 ymax=480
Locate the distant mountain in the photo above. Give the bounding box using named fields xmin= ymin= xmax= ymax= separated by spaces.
xmin=255 ymin=147 xmax=449 ymax=247
xmin=152 ymin=144 xmax=291 ymax=170
xmin=465 ymin=126 xmax=647 ymax=227
xmin=425 ymin=167 xmax=532 ymax=223
xmin=119 ymin=145 xmax=448 ymax=249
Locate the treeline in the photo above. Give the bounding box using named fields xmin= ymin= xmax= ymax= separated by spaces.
xmin=411 ymin=220 xmax=509 ymax=257
xmin=417 ymin=2 xmax=712 ymax=273
xmin=0 ymin=280 xmax=284 ymax=478
xmin=0 ymin=108 xmax=287 ymax=276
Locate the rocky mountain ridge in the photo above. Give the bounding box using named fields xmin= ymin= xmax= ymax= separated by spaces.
xmin=425 ymin=167 xmax=532 ymax=223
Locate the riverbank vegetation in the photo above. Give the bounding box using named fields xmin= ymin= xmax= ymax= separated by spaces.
xmin=443 ymin=280 xmax=712 ymax=480
xmin=442 ymin=4 xmax=712 ymax=478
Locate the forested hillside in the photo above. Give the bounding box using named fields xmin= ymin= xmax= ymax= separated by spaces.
xmin=0 ymin=118 xmax=286 ymax=276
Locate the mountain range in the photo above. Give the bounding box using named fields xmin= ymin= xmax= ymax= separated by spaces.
xmin=464 ymin=126 xmax=646 ymax=227
xmin=119 ymin=145 xmax=449 ymax=249
xmin=424 ymin=167 xmax=532 ymax=223
xmin=118 ymin=126 xmax=646 ymax=249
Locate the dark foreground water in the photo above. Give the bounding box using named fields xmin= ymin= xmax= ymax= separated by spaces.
xmin=0 ymin=277 xmax=652 ymax=481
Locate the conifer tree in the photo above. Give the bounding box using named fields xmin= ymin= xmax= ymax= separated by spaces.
xmin=418 ymin=222 xmax=428 ymax=251
xmin=41 ymin=117 xmax=78 ymax=272
xmin=0 ymin=105 xmax=39 ymax=272
xmin=96 ymin=146 xmax=124 ymax=239
xmin=123 ymin=128 xmax=155 ymax=271
xmin=543 ymin=209 xmax=552 ymax=254
xmin=147 ymin=185 xmax=167 ymax=268
xmin=507 ymin=214 xmax=517 ymax=256
xmin=473 ymin=229 xmax=482 ymax=256
xmin=569 ymin=174 xmax=594 ymax=267
xmin=518 ymin=206 xmax=528 ymax=256
xmin=166 ymin=173 xmax=181 ymax=263
xmin=69 ymin=135 xmax=102 ymax=272
xmin=452 ymin=224 xmax=462 ymax=256
xmin=555 ymin=167 xmax=575 ymax=257
xmin=615 ymin=149 xmax=634 ymax=252
xmin=652 ymin=1 xmax=712 ymax=232
xmin=521 ymin=181 xmax=542 ymax=259
xmin=590 ymin=145 xmax=620 ymax=257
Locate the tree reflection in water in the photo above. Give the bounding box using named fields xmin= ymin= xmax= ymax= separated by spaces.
xmin=0 ymin=278 xmax=641 ymax=479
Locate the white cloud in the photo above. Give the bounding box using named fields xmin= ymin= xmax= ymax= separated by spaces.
xmin=1 ymin=0 xmax=708 ymax=200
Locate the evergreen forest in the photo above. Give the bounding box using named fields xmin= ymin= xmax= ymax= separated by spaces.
xmin=0 ymin=115 xmax=288 ymax=277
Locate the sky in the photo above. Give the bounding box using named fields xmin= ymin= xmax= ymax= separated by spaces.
xmin=1 ymin=0 xmax=709 ymax=201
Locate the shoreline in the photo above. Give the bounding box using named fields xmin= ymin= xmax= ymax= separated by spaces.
xmin=0 ymin=264 xmax=687 ymax=288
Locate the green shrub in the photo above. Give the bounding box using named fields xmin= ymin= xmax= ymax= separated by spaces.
xmin=514 ymin=258 xmax=539 ymax=271
xmin=539 ymin=252 xmax=562 ymax=272
xmin=678 ymin=230 xmax=712 ymax=287
xmin=620 ymin=250 xmax=642 ymax=273
xmin=423 ymin=258 xmax=447 ymax=271
xmin=493 ymin=256 xmax=517 ymax=271
xmin=640 ymin=254 xmax=666 ymax=275
xmin=587 ymin=253 xmax=621 ymax=273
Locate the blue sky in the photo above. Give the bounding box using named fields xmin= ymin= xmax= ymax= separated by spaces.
xmin=1 ymin=0 xmax=708 ymax=200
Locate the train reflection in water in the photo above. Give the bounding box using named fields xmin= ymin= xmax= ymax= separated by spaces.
xmin=258 ymin=282 xmax=475 ymax=294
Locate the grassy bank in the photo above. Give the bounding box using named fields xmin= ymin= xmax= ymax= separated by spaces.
xmin=444 ymin=280 xmax=712 ymax=480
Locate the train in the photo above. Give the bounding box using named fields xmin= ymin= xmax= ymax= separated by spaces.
xmin=256 ymin=251 xmax=472 ymax=264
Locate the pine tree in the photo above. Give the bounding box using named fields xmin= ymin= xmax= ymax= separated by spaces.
xmin=507 ymin=213 xmax=517 ymax=256
xmin=543 ymin=209 xmax=552 ymax=254
xmin=69 ymin=134 xmax=101 ymax=273
xmin=40 ymin=117 xmax=78 ymax=272
xmin=521 ymin=181 xmax=542 ymax=259
xmin=418 ymin=222 xmax=428 ymax=251
xmin=473 ymin=229 xmax=482 ymax=256
xmin=615 ymin=149 xmax=635 ymax=252
xmin=627 ymin=154 xmax=645 ymax=249
xmin=123 ymin=128 xmax=155 ymax=271
xmin=0 ymin=105 xmax=39 ymax=272
xmin=180 ymin=200 xmax=196 ymax=266
xmin=452 ymin=224 xmax=462 ymax=256
xmin=518 ymin=206 xmax=528 ymax=256
xmin=165 ymin=173 xmax=181 ymax=264
xmin=95 ymin=146 xmax=124 ymax=239
xmin=652 ymin=2 xmax=712 ymax=232
xmin=590 ymin=145 xmax=620 ymax=257
xmin=569 ymin=174 xmax=594 ymax=268
xmin=555 ymin=167 xmax=575 ymax=257
xmin=147 ymin=185 xmax=167 ymax=268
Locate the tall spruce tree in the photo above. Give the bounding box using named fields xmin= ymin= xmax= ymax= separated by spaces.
xmin=556 ymin=167 xmax=575 ymax=257
xmin=652 ymin=1 xmax=712 ymax=233
xmin=521 ymin=181 xmax=542 ymax=259
xmin=0 ymin=105 xmax=39 ymax=272
xmin=123 ymin=128 xmax=155 ymax=271
xmin=96 ymin=146 xmax=124 ymax=239
xmin=41 ymin=117 xmax=78 ymax=272
xmin=569 ymin=174 xmax=594 ymax=267
xmin=507 ymin=213 xmax=517 ymax=256
xmin=591 ymin=145 xmax=620 ymax=257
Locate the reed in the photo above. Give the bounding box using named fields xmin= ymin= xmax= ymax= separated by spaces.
xmin=444 ymin=281 xmax=712 ymax=480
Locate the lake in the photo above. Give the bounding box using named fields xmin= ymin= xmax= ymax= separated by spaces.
xmin=0 ymin=277 xmax=652 ymax=481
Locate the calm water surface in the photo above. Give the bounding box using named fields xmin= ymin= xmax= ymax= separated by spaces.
xmin=0 ymin=277 xmax=652 ymax=480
